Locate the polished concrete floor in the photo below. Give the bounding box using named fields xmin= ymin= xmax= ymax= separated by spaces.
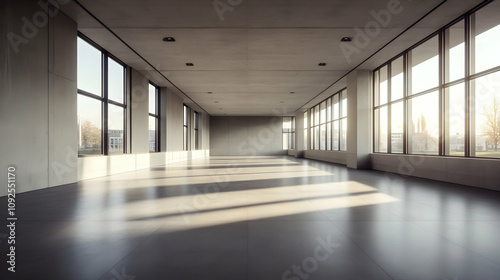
xmin=1 ymin=156 xmax=500 ymax=280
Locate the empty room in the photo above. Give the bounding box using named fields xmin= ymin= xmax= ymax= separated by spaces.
xmin=1 ymin=0 xmax=500 ymax=279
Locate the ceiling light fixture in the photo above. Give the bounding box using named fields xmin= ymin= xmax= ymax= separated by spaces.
xmin=341 ymin=37 xmax=352 ymax=42
xmin=186 ymin=63 xmax=194 ymax=66
xmin=163 ymin=37 xmax=176 ymax=42
xmin=318 ymin=63 xmax=327 ymax=66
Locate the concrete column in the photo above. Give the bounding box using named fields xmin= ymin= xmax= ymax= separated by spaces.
xmin=159 ymin=87 xmax=168 ymax=152
xmin=130 ymin=69 xmax=150 ymax=154
xmin=346 ymin=70 xmax=372 ymax=169
xmin=294 ymin=111 xmax=305 ymax=158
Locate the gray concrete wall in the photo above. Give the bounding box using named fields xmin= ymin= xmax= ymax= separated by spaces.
xmin=130 ymin=69 xmax=150 ymax=154
xmin=304 ymin=150 xmax=347 ymax=165
xmin=294 ymin=111 xmax=305 ymax=158
xmin=346 ymin=70 xmax=372 ymax=169
xmin=0 ymin=0 xmax=78 ymax=196
xmin=210 ymin=116 xmax=286 ymax=156
xmin=166 ymin=89 xmax=184 ymax=151
xmin=371 ymin=154 xmax=500 ymax=191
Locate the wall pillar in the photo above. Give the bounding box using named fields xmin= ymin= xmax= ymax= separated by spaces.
xmin=346 ymin=70 xmax=372 ymax=169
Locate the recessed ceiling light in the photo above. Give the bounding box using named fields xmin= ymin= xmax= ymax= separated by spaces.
xmin=186 ymin=63 xmax=194 ymax=66
xmin=341 ymin=37 xmax=352 ymax=42
xmin=163 ymin=37 xmax=176 ymax=42
xmin=318 ymin=63 xmax=327 ymax=66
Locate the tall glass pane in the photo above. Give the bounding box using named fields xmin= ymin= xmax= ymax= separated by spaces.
xmin=472 ymin=1 xmax=500 ymax=74
xmin=183 ymin=105 xmax=188 ymax=126
xmin=77 ymin=38 xmax=102 ymax=96
xmin=445 ymin=83 xmax=465 ymax=156
xmin=283 ymin=117 xmax=292 ymax=131
xmin=320 ymin=124 xmax=326 ymax=150
xmin=304 ymin=112 xmax=308 ymax=150
xmin=327 ymin=122 xmax=332 ymax=150
xmin=391 ymin=102 xmax=404 ymax=153
xmin=320 ymin=101 xmax=326 ymax=124
xmin=375 ymin=107 xmax=388 ymax=153
xmin=445 ymin=20 xmax=465 ymax=83
xmin=283 ymin=134 xmax=289 ymax=150
xmin=108 ymin=104 xmax=124 ymax=155
xmin=341 ymin=91 xmax=347 ymax=118
xmin=149 ymin=84 xmax=157 ymax=114
xmin=108 ymin=58 xmax=124 ymax=103
xmin=184 ymin=127 xmax=188 ymax=151
xmin=327 ymin=98 xmax=332 ymax=122
xmin=391 ymin=56 xmax=404 ymax=101
xmin=340 ymin=118 xmax=347 ymax=151
xmin=473 ymin=71 xmax=500 ymax=158
xmin=333 ymin=121 xmax=339 ymax=150
xmin=314 ymin=106 xmax=320 ymax=126
xmin=377 ymin=66 xmax=388 ymax=106
xmin=314 ymin=126 xmax=320 ymax=150
xmin=333 ymin=94 xmax=339 ymax=120
xmin=409 ymin=91 xmax=439 ymax=155
xmin=78 ymin=95 xmax=102 ymax=155
xmin=149 ymin=116 xmax=156 ymax=152
xmin=410 ymin=36 xmax=439 ymax=94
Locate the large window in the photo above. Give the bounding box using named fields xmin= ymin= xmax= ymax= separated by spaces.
xmin=373 ymin=1 xmax=500 ymax=158
xmin=149 ymin=83 xmax=159 ymax=152
xmin=194 ymin=111 xmax=201 ymax=150
xmin=303 ymin=111 xmax=308 ymax=150
xmin=183 ymin=105 xmax=190 ymax=151
xmin=283 ymin=117 xmax=295 ymax=150
xmin=308 ymin=89 xmax=347 ymax=151
xmin=77 ymin=35 xmax=126 ymax=156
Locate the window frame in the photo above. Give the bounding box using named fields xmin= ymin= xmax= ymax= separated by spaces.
xmin=194 ymin=111 xmax=201 ymax=150
xmin=372 ymin=0 xmax=500 ymax=159
xmin=77 ymin=32 xmax=127 ymax=157
xmin=282 ymin=116 xmax=295 ymax=150
xmin=148 ymin=82 xmax=160 ymax=153
xmin=308 ymin=88 xmax=347 ymax=151
xmin=183 ymin=104 xmax=190 ymax=151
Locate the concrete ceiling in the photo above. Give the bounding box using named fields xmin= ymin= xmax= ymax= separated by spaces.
xmin=60 ymin=0 xmax=485 ymax=116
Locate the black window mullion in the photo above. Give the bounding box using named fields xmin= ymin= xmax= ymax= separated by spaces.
xmin=439 ymin=30 xmax=445 ymax=156
xmin=387 ymin=63 xmax=392 ymax=154
xmin=102 ymin=52 xmax=109 ymax=155
xmin=465 ymin=13 xmax=471 ymax=157
xmin=156 ymin=87 xmax=160 ymax=152
xmin=122 ymin=67 xmax=127 ymax=154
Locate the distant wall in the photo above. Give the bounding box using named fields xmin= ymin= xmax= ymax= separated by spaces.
xmin=210 ymin=116 xmax=286 ymax=156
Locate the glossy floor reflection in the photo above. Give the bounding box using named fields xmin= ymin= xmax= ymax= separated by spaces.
xmin=1 ymin=156 xmax=499 ymax=280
